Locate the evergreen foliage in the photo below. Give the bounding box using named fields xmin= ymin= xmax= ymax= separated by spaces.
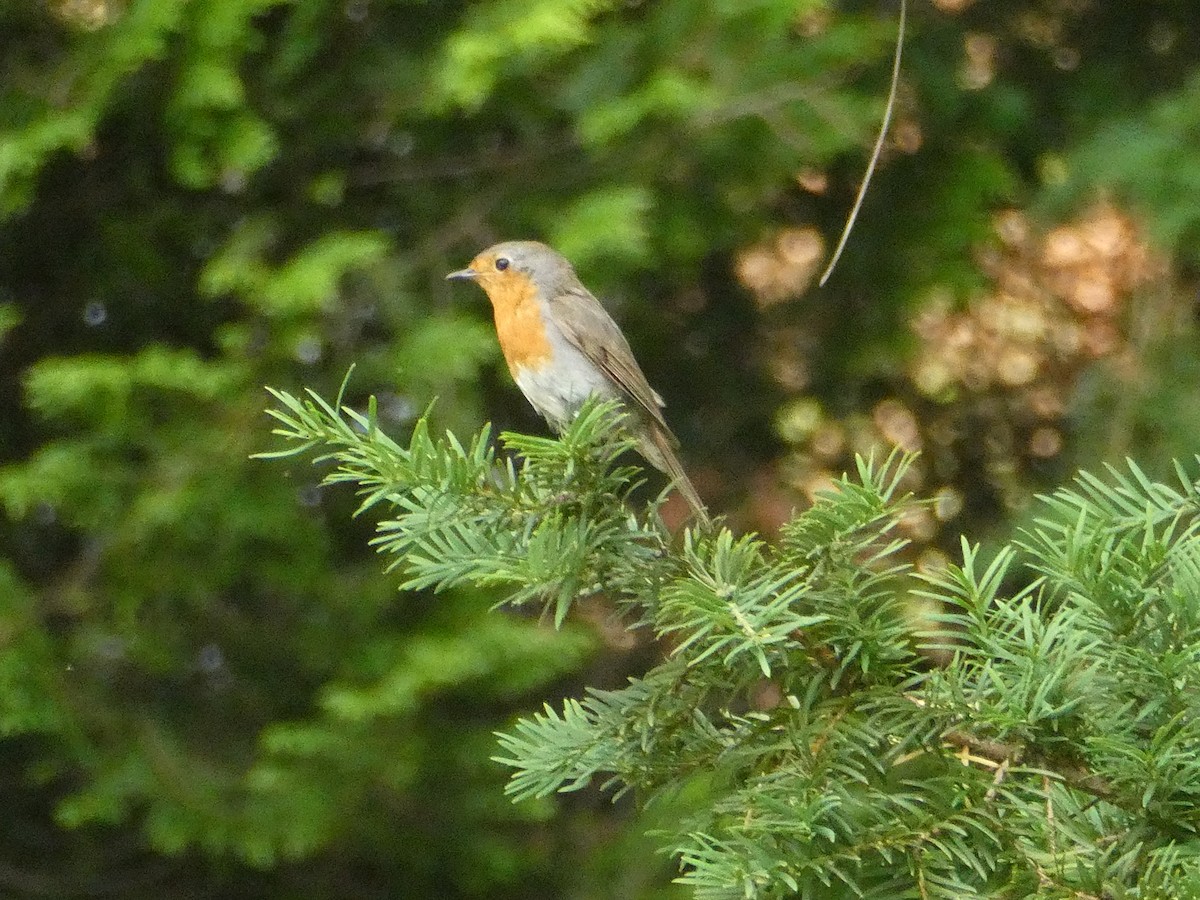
xmin=5 ymin=0 xmax=1200 ymax=896
xmin=265 ymin=389 xmax=1200 ymax=898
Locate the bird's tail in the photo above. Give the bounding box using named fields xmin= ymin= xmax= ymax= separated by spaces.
xmin=639 ymin=424 xmax=711 ymax=528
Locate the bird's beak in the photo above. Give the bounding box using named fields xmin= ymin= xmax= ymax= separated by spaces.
xmin=445 ymin=267 xmax=478 ymax=281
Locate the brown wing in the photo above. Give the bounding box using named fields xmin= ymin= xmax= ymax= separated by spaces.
xmin=548 ymin=285 xmax=675 ymax=440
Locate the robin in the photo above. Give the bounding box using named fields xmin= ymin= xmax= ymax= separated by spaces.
xmin=447 ymin=240 xmax=710 ymax=526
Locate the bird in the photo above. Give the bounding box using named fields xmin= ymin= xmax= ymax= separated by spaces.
xmin=447 ymin=240 xmax=710 ymax=526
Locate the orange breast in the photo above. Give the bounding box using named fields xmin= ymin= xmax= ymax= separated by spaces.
xmin=485 ymin=274 xmax=554 ymax=376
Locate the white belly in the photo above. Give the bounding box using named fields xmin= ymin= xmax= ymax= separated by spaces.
xmin=513 ymin=341 xmax=618 ymax=430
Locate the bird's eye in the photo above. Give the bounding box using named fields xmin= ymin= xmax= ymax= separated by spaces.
xmin=495 ymin=257 xmax=510 ymax=272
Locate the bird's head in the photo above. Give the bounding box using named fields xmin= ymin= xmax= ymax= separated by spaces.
xmin=446 ymin=240 xmax=575 ymax=305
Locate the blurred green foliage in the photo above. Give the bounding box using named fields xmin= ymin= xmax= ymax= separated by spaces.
xmin=2 ymin=0 xmax=1200 ymax=896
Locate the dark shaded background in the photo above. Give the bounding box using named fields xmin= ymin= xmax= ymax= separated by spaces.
xmin=3 ymin=0 xmax=1200 ymax=896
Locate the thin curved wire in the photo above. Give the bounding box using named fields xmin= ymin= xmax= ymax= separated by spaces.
xmin=819 ymin=0 xmax=907 ymax=287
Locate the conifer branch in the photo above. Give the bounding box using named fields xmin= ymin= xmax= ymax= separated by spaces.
xmin=262 ymin=385 xmax=1200 ymax=897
